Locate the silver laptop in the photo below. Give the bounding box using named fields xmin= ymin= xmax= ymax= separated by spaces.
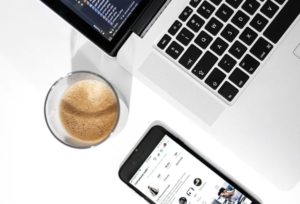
xmin=42 ymin=0 xmax=300 ymax=189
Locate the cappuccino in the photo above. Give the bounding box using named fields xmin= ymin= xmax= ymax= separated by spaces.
xmin=59 ymin=79 xmax=119 ymax=144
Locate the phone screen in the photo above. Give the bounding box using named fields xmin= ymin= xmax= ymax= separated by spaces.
xmin=129 ymin=135 xmax=254 ymax=204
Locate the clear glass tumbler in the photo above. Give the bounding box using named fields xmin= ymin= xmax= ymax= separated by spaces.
xmin=44 ymin=71 xmax=121 ymax=148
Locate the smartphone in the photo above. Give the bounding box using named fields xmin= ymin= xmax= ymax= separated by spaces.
xmin=119 ymin=124 xmax=261 ymax=204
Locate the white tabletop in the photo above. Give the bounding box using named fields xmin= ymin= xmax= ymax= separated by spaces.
xmin=0 ymin=1 xmax=299 ymax=203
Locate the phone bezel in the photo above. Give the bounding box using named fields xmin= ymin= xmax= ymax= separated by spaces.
xmin=40 ymin=0 xmax=151 ymax=56
xmin=119 ymin=125 xmax=261 ymax=204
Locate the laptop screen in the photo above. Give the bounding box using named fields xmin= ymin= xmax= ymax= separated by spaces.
xmin=61 ymin=0 xmax=143 ymax=41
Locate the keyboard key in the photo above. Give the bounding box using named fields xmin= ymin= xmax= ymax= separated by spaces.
xmin=210 ymin=0 xmax=222 ymax=6
xmin=190 ymin=0 xmax=202 ymax=8
xmin=239 ymin=27 xmax=258 ymax=45
xmin=192 ymin=51 xmax=218 ymax=79
xmin=221 ymin=24 xmax=239 ymax=42
xmin=229 ymin=68 xmax=250 ymax=88
xmin=166 ymin=41 xmax=184 ymax=59
xmin=264 ymin=0 xmax=300 ymax=44
xmin=179 ymin=7 xmax=193 ymax=22
xmin=240 ymin=54 xmax=260 ymax=74
xmin=210 ymin=37 xmax=229 ymax=56
xmin=197 ymin=1 xmax=216 ymax=19
xmin=226 ymin=0 xmax=243 ymax=9
xmin=218 ymin=54 xmax=237 ymax=73
xmin=218 ymin=81 xmax=239 ymax=102
xmin=205 ymin=17 xmax=224 ymax=36
xmin=250 ymin=13 xmax=269 ymax=32
xmin=205 ymin=68 xmax=226 ymax=89
xmin=229 ymin=41 xmax=247 ymax=59
xmin=250 ymin=37 xmax=273 ymax=60
xmin=231 ymin=10 xmax=250 ymax=29
xmin=168 ymin=20 xmax=183 ymax=35
xmin=187 ymin=14 xmax=205 ymax=33
xmin=179 ymin=44 xmax=203 ymax=69
xmin=176 ymin=28 xmax=195 ymax=45
xmin=274 ymin=0 xmax=285 ymax=5
xmin=242 ymin=0 xmax=261 ymax=15
xmin=260 ymin=0 xmax=279 ymax=19
xmin=157 ymin=34 xmax=172 ymax=50
xmin=216 ymin=4 xmax=234 ymax=22
xmin=195 ymin=31 xmax=213 ymax=49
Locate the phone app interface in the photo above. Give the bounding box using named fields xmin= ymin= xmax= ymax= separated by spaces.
xmin=130 ymin=135 xmax=254 ymax=204
xmin=61 ymin=0 xmax=143 ymax=41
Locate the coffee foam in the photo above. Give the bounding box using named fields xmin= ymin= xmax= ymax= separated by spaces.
xmin=59 ymin=79 xmax=119 ymax=144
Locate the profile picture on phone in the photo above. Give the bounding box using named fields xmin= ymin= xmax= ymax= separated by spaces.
xmin=194 ymin=178 xmax=202 ymax=186
xmin=179 ymin=197 xmax=187 ymax=204
xmin=148 ymin=185 xmax=159 ymax=197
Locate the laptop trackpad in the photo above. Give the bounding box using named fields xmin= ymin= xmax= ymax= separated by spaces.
xmin=139 ymin=52 xmax=225 ymax=125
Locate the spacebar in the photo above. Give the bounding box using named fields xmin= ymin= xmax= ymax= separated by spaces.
xmin=263 ymin=0 xmax=300 ymax=44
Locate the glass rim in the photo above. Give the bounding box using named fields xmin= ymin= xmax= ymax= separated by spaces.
xmin=44 ymin=70 xmax=121 ymax=149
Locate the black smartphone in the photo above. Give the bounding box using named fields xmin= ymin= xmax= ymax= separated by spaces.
xmin=119 ymin=124 xmax=261 ymax=204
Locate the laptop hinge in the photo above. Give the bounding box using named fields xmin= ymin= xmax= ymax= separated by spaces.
xmin=132 ymin=0 xmax=169 ymax=37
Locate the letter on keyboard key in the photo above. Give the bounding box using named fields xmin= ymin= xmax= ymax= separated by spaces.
xmin=242 ymin=0 xmax=260 ymax=15
xmin=221 ymin=24 xmax=239 ymax=42
xmin=166 ymin=41 xmax=184 ymax=60
xmin=229 ymin=41 xmax=247 ymax=59
xmin=231 ymin=10 xmax=250 ymax=29
xmin=250 ymin=37 xmax=273 ymax=60
xmin=260 ymin=0 xmax=279 ymax=19
xmin=250 ymin=13 xmax=268 ymax=32
xmin=219 ymin=54 xmax=237 ymax=73
xmin=192 ymin=51 xmax=218 ymax=79
xmin=210 ymin=37 xmax=229 ymax=56
xmin=187 ymin=14 xmax=205 ymax=33
xmin=176 ymin=28 xmax=195 ymax=46
xmin=205 ymin=68 xmax=226 ymax=90
xmin=239 ymin=27 xmax=258 ymax=46
xmin=157 ymin=34 xmax=172 ymax=50
xmin=216 ymin=4 xmax=234 ymax=22
xmin=240 ymin=54 xmax=260 ymax=74
xmin=229 ymin=68 xmax=250 ymax=88
xmin=179 ymin=7 xmax=193 ymax=22
xmin=197 ymin=1 xmax=216 ymax=19
xmin=205 ymin=17 xmax=224 ymax=36
xmin=168 ymin=20 xmax=183 ymax=36
xmin=218 ymin=81 xmax=239 ymax=102
xmin=195 ymin=31 xmax=213 ymax=49
xmin=179 ymin=44 xmax=203 ymax=70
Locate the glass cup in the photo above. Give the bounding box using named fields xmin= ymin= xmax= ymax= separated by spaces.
xmin=44 ymin=71 xmax=121 ymax=148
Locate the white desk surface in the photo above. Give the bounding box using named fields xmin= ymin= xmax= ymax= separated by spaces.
xmin=0 ymin=1 xmax=299 ymax=203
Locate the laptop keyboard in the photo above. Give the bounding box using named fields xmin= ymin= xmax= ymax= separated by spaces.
xmin=156 ymin=0 xmax=299 ymax=104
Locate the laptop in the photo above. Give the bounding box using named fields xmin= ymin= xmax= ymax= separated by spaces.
xmin=41 ymin=0 xmax=300 ymax=189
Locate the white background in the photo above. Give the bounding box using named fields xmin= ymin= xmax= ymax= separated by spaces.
xmin=0 ymin=1 xmax=299 ymax=203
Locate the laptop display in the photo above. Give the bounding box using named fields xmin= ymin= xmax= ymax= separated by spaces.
xmin=61 ymin=0 xmax=143 ymax=41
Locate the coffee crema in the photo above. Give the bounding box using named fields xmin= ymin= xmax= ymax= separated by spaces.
xmin=59 ymin=79 xmax=119 ymax=144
